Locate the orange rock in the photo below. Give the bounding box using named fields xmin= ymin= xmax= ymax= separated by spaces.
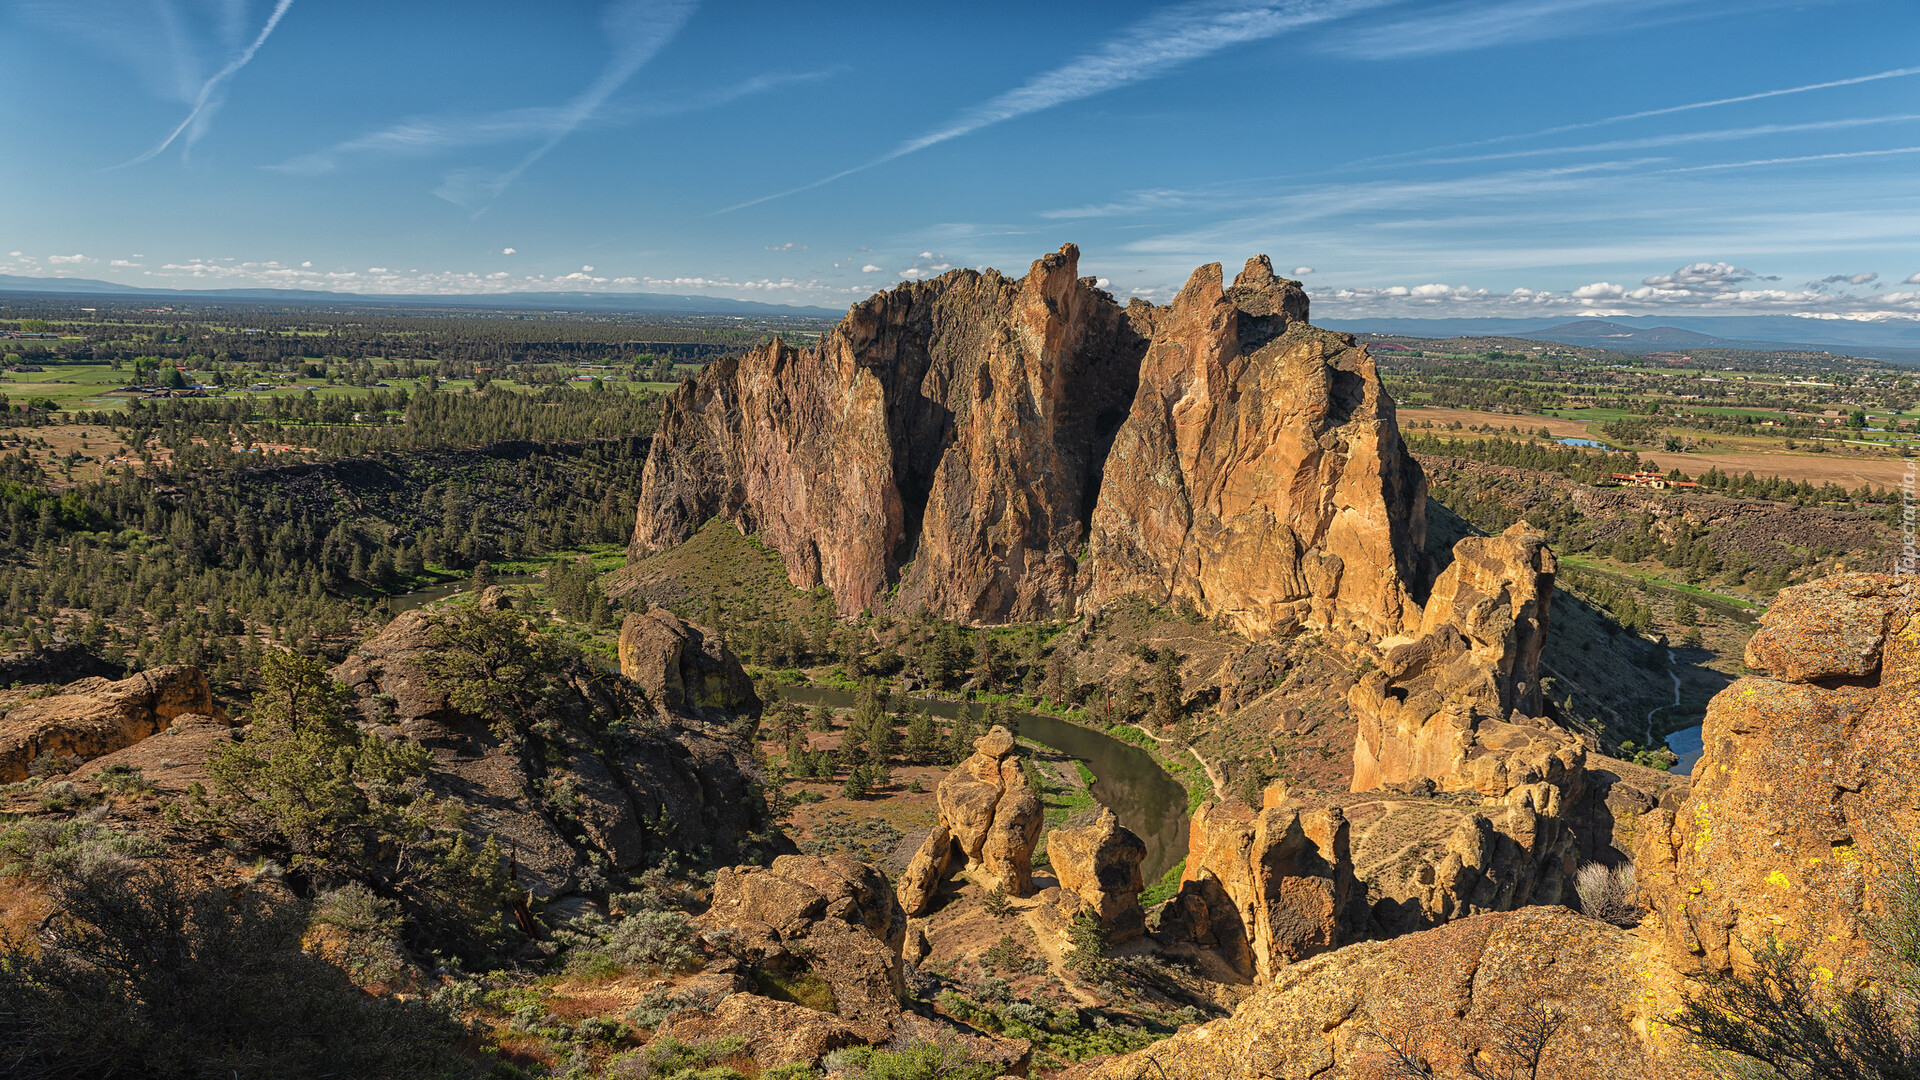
xmin=1636 ymin=572 xmax=1920 ymax=977
xmin=1083 ymin=258 xmax=1424 ymax=645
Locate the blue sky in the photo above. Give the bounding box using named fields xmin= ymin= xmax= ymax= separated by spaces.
xmin=3 ymin=0 xmax=1918 ymax=321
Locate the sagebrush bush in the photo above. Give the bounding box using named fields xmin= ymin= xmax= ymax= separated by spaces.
xmin=0 ymin=806 xmax=162 ymax=880
xmin=554 ymin=906 xmax=703 ymax=975
xmin=1575 ymin=862 xmax=1641 ymax=926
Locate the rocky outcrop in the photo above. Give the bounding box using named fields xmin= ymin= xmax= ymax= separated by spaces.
xmin=1636 ymin=573 xmax=1920 ymax=977
xmin=1083 ymin=260 xmax=1425 ymax=644
xmin=631 ymin=243 xmax=1148 ymax=622
xmin=1350 ymin=522 xmax=1559 ymax=793
xmin=696 ymin=854 xmax=907 ymax=1037
xmin=1158 ymin=797 xmax=1367 ymax=981
xmin=331 ymin=609 xmax=776 ymax=896
xmin=897 ymin=726 xmax=1043 ymax=913
xmin=1087 ymin=906 xmax=1686 ymax=1080
xmin=618 ymin=607 xmax=758 ymax=717
xmin=1047 ymin=807 xmax=1148 ymax=942
xmin=629 ymin=246 xmax=1435 ymax=643
xmin=0 ymin=665 xmax=218 ymax=782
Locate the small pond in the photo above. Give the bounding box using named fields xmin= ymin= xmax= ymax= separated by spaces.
xmin=1557 ymin=436 xmax=1612 ymax=449
xmin=782 ymin=686 xmax=1191 ymax=882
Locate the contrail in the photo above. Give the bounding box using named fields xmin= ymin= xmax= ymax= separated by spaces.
xmin=1347 ymin=63 xmax=1920 ymax=167
xmin=115 ymin=0 xmax=297 ymax=167
xmin=715 ymin=0 xmax=1390 ymax=214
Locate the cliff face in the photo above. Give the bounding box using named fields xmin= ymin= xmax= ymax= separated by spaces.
xmin=1636 ymin=573 xmax=1920 ymax=976
xmin=632 ymin=246 xmax=1430 ymax=641
xmin=1083 ymin=258 xmax=1425 ymax=643
xmin=630 ymin=243 xmax=1147 ymax=622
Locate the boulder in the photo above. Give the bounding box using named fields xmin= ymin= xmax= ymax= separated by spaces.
xmin=1635 ymin=573 xmax=1920 ymax=977
xmin=617 ymin=607 xmax=758 ymax=716
xmin=698 ymin=854 xmax=908 ymax=1036
xmin=0 ymin=665 xmax=218 ymax=782
xmin=657 ymin=993 xmax=866 ymax=1071
xmin=1158 ymin=798 xmax=1366 ymax=981
xmin=1086 ymin=907 xmax=1687 ymax=1080
xmin=1046 ymin=807 xmax=1148 ymax=942
xmin=899 ymin=726 xmax=1043 ymax=913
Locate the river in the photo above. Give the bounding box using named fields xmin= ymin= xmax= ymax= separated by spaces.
xmin=382 ymin=573 xmax=543 ymax=614
xmin=781 ymin=686 xmax=1191 ymax=882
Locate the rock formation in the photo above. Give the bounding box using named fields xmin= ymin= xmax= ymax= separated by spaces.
xmin=1082 ymin=260 xmax=1425 ymax=644
xmin=896 ymin=725 xmax=1043 ymax=913
xmin=695 ymin=854 xmax=908 ymax=1036
xmin=618 ymin=606 xmax=759 ymax=717
xmin=1087 ymin=906 xmax=1685 ymax=1079
xmin=630 ymin=246 xmax=1437 ymax=643
xmin=1350 ymin=522 xmax=1559 ymax=793
xmin=0 ymin=665 xmax=218 ymax=782
xmin=1047 ymin=806 xmax=1148 ymax=942
xmin=1159 ymin=797 xmax=1367 ymax=981
xmin=1636 ymin=573 xmax=1920 ymax=976
xmin=630 ymin=243 xmax=1148 ymax=622
xmin=331 ymin=608 xmax=774 ymax=895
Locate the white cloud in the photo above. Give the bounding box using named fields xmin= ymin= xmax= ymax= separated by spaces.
xmin=1815 ymin=271 xmax=1878 ymax=286
xmin=1641 ymin=262 xmax=1760 ymax=288
xmin=109 ymin=259 xmax=142 ymax=268
xmin=581 ymin=265 xmax=594 ymax=273
xmin=501 ymin=247 xmax=516 ymax=256
xmin=861 ymin=264 xmax=882 ymax=273
xmin=47 ymin=253 xmax=95 ymax=265
xmin=765 ymin=242 xmax=807 ymax=251
xmin=1907 ymin=272 xmax=1920 ymax=285
xmin=1292 ymin=266 xmax=1314 ymax=275
xmin=301 ymin=260 xmax=312 ymax=267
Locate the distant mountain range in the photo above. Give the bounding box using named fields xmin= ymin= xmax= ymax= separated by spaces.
xmin=0 ymin=274 xmax=844 ymax=319
xmin=1321 ymin=313 xmax=1920 ymax=363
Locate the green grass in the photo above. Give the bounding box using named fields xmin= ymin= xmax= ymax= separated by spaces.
xmin=1559 ymin=553 xmax=1766 ymax=614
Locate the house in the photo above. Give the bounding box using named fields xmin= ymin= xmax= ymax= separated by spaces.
xmin=1611 ymin=471 xmax=1698 ymax=490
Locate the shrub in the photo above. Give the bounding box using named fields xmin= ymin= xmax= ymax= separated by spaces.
xmin=309 ymin=882 xmax=410 ymax=986
xmin=0 ymin=807 xmax=162 ymax=880
xmin=830 ymin=1036 xmax=1002 ymax=1080
xmin=554 ymin=907 xmax=704 ymax=975
xmin=1672 ymin=861 xmax=1920 ymax=1078
xmin=1575 ymin=862 xmax=1641 ymax=927
xmin=0 ymin=864 xmax=480 ymax=1079
xmin=605 ymin=1035 xmax=749 ymax=1079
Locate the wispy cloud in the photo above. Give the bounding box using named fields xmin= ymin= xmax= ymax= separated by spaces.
xmin=1400 ymin=113 xmax=1920 ymax=167
xmin=429 ymin=0 xmax=698 ymax=209
xmin=1327 ymin=0 xmax=1756 ymax=60
xmin=117 ymin=0 xmax=297 ymax=167
xmin=1663 ymin=145 xmax=1920 ymax=173
xmin=275 ymin=65 xmax=830 ymax=178
xmin=1351 ymin=62 xmax=1920 ymax=166
xmin=717 ymin=0 xmax=1392 ymax=213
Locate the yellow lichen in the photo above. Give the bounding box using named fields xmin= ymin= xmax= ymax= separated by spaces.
xmin=1767 ymin=870 xmax=1792 ymax=891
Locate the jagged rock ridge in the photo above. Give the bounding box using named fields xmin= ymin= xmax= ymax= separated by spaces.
xmin=630 ymin=243 xmax=1148 ymax=622
xmin=630 ymin=245 xmax=1435 ymax=640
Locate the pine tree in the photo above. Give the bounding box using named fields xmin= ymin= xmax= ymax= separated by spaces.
xmin=1150 ymin=648 xmax=1183 ymax=727
xmin=904 ymin=708 xmax=938 ymax=764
